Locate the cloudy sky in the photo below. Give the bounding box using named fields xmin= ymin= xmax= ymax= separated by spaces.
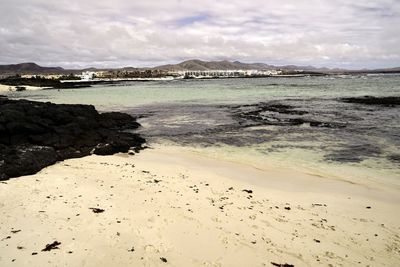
xmin=0 ymin=0 xmax=399 ymax=69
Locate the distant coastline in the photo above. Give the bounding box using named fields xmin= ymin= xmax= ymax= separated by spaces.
xmin=1 ymin=59 xmax=400 ymax=78
xmin=0 ymin=74 xmax=379 ymax=92
xmin=1 ymin=59 xmax=400 ymax=90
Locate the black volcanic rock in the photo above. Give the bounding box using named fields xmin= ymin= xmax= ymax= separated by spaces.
xmin=1 ymin=145 xmax=58 ymax=178
xmin=0 ymin=76 xmax=90 ymax=89
xmin=341 ymin=96 xmax=400 ymax=106
xmin=0 ymin=98 xmax=145 ymax=180
xmin=98 ymin=112 xmax=141 ymax=130
xmin=232 ymin=102 xmax=345 ymax=128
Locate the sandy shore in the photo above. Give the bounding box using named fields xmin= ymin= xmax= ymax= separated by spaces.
xmin=0 ymin=84 xmax=44 ymax=93
xmin=0 ymin=145 xmax=399 ymax=266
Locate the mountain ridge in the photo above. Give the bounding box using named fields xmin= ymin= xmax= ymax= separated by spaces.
xmin=1 ymin=60 xmax=400 ymax=75
xmin=153 ymin=59 xmax=276 ymax=71
xmin=0 ymin=63 xmax=65 ymax=75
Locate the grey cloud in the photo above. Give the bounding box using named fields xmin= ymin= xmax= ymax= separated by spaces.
xmin=0 ymin=0 xmax=399 ymax=68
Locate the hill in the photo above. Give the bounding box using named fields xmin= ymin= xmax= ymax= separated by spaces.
xmin=154 ymin=60 xmax=350 ymax=73
xmin=1 ymin=61 xmax=399 ymax=75
xmin=0 ymin=63 xmax=68 ymax=75
xmin=154 ymin=59 xmax=275 ymax=71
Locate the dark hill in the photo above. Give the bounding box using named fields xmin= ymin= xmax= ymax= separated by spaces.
xmin=0 ymin=63 xmax=65 ymax=75
xmin=154 ymin=59 xmax=274 ymax=71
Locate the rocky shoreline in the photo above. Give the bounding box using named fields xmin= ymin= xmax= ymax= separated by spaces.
xmin=0 ymin=96 xmax=145 ymax=180
xmin=0 ymin=76 xmax=91 ymax=89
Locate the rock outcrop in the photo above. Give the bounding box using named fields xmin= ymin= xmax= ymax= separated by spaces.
xmin=232 ymin=102 xmax=346 ymax=128
xmin=341 ymin=96 xmax=400 ymax=106
xmin=0 ymin=97 xmax=145 ymax=180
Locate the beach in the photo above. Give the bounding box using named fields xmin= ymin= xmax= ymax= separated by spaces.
xmin=0 ymin=84 xmax=44 ymax=93
xmin=1 ymin=144 xmax=399 ymax=266
xmin=2 ymin=0 xmax=400 ymax=265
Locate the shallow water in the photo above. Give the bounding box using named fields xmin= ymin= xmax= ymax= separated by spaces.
xmin=7 ymin=75 xmax=400 ymax=184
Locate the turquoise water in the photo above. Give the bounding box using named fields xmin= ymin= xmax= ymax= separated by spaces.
xmin=6 ymin=75 xmax=400 ymax=184
xmin=9 ymin=75 xmax=400 ymax=110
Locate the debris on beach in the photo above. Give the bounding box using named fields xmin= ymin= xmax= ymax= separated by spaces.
xmin=89 ymin=208 xmax=105 ymax=213
xmin=160 ymin=257 xmax=168 ymax=263
xmin=271 ymin=262 xmax=294 ymax=267
xmin=312 ymin=203 xmax=327 ymax=207
xmin=1 ymin=236 xmax=11 ymax=241
xmin=42 ymin=241 xmax=61 ymax=251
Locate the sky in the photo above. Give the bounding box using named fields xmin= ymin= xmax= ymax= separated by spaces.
xmin=0 ymin=0 xmax=399 ymax=69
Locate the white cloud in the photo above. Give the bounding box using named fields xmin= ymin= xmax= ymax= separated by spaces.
xmin=0 ymin=0 xmax=399 ymax=68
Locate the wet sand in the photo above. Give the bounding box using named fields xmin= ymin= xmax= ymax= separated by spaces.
xmin=0 ymin=145 xmax=399 ymax=266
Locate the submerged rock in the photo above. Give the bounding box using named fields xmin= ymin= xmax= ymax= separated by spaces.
xmin=232 ymin=102 xmax=345 ymax=128
xmin=341 ymin=96 xmax=400 ymax=106
xmin=0 ymin=97 xmax=145 ymax=180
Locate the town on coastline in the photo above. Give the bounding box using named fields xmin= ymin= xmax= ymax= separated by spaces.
xmin=4 ymin=68 xmax=286 ymax=83
xmin=0 ymin=68 xmax=302 ymax=90
xmin=1 ymin=60 xmax=399 ymax=90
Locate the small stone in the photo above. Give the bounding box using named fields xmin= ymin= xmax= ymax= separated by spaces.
xmin=89 ymin=208 xmax=105 ymax=213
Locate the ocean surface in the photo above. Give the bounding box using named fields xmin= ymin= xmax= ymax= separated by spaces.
xmin=7 ymin=75 xmax=400 ymax=184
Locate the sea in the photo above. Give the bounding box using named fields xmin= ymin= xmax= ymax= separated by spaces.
xmin=7 ymin=75 xmax=400 ymax=185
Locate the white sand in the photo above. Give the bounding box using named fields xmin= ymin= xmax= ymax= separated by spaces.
xmin=0 ymin=145 xmax=399 ymax=266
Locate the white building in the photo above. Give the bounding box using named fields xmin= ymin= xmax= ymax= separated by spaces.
xmin=79 ymin=71 xmax=95 ymax=81
xmin=173 ymin=69 xmax=281 ymax=78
